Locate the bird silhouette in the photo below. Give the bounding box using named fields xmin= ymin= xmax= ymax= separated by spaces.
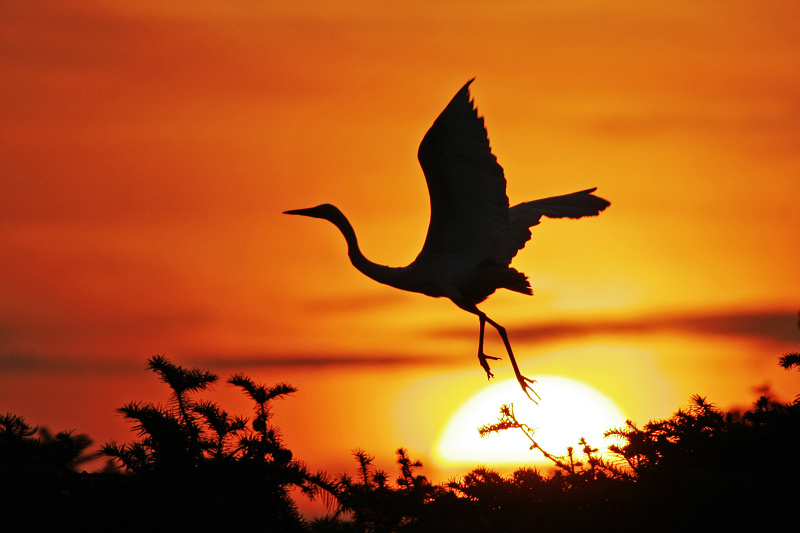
xmin=285 ymin=79 xmax=610 ymax=401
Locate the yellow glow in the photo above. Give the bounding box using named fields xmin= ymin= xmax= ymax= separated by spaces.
xmin=434 ymin=376 xmax=627 ymax=467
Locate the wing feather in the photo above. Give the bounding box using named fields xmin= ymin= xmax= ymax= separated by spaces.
xmin=415 ymin=79 xmax=509 ymax=262
xmin=496 ymin=188 xmax=611 ymax=264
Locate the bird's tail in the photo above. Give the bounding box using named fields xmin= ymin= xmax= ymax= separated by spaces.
xmin=502 ymin=266 xmax=533 ymax=296
xmin=510 ymin=188 xmax=611 ymax=228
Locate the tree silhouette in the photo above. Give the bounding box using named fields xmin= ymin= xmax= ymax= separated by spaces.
xmin=479 ymin=403 xmax=630 ymax=482
xmin=317 ymin=447 xmax=468 ymax=532
xmin=98 ymin=355 xmax=334 ymax=531
xmin=0 ymin=413 xmax=96 ymax=530
xmin=101 ymin=355 xmax=220 ymax=473
xmin=227 ymin=374 xmax=297 ymax=465
xmin=0 ymin=413 xmax=95 ymax=477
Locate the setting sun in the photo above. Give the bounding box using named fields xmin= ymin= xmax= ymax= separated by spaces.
xmin=434 ymin=376 xmax=627 ymax=467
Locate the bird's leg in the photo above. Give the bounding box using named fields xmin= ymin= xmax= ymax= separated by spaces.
xmin=477 ymin=315 xmax=500 ymax=379
xmin=484 ymin=315 xmax=541 ymax=403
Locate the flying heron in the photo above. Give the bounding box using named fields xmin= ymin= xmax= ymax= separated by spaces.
xmin=285 ymin=79 xmax=610 ymax=401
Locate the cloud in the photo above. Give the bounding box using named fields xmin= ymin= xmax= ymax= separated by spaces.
xmin=3 ymin=308 xmax=796 ymax=377
xmin=433 ymin=309 xmax=800 ymax=347
xmin=0 ymin=349 xmax=458 ymax=377
xmin=185 ymin=353 xmax=457 ymax=370
xmin=0 ymin=352 xmax=142 ymax=375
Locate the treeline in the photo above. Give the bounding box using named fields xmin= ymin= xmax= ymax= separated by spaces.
xmin=2 ymin=352 xmax=800 ymax=532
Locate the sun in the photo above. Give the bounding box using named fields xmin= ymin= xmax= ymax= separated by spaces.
xmin=433 ymin=375 xmax=627 ymax=467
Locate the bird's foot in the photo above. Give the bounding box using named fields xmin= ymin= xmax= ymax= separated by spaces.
xmin=517 ymin=375 xmax=541 ymax=403
xmin=478 ymin=352 xmax=501 ymax=380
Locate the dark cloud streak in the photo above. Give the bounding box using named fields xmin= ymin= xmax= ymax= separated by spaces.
xmin=0 ymin=352 xmax=142 ymax=375
xmin=3 ymin=309 xmax=796 ymax=377
xmin=435 ymin=309 xmax=800 ymax=347
xmin=187 ymin=353 xmax=457 ymax=370
xmin=0 ymin=350 xmax=459 ymax=376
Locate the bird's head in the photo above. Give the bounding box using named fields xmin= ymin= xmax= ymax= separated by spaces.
xmin=283 ymin=203 xmax=344 ymax=222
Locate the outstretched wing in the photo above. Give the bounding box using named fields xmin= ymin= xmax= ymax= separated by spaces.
xmin=495 ymin=188 xmax=611 ymax=264
xmin=415 ymin=79 xmax=509 ymax=262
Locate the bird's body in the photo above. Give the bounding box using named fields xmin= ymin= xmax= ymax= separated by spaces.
xmin=285 ymin=80 xmax=610 ymax=401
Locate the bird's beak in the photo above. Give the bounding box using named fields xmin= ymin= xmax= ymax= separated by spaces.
xmin=283 ymin=204 xmax=331 ymax=219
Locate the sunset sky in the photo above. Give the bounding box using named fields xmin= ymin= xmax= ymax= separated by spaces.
xmin=2 ymin=0 xmax=799 ymax=492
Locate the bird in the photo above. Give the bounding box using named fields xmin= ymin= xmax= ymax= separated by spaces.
xmin=284 ymin=79 xmax=610 ymax=401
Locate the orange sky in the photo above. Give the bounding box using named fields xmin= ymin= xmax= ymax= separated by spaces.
xmin=2 ymin=0 xmax=800 ymax=489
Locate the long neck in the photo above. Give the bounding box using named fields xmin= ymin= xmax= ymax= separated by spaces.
xmin=326 ymin=212 xmax=400 ymax=287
